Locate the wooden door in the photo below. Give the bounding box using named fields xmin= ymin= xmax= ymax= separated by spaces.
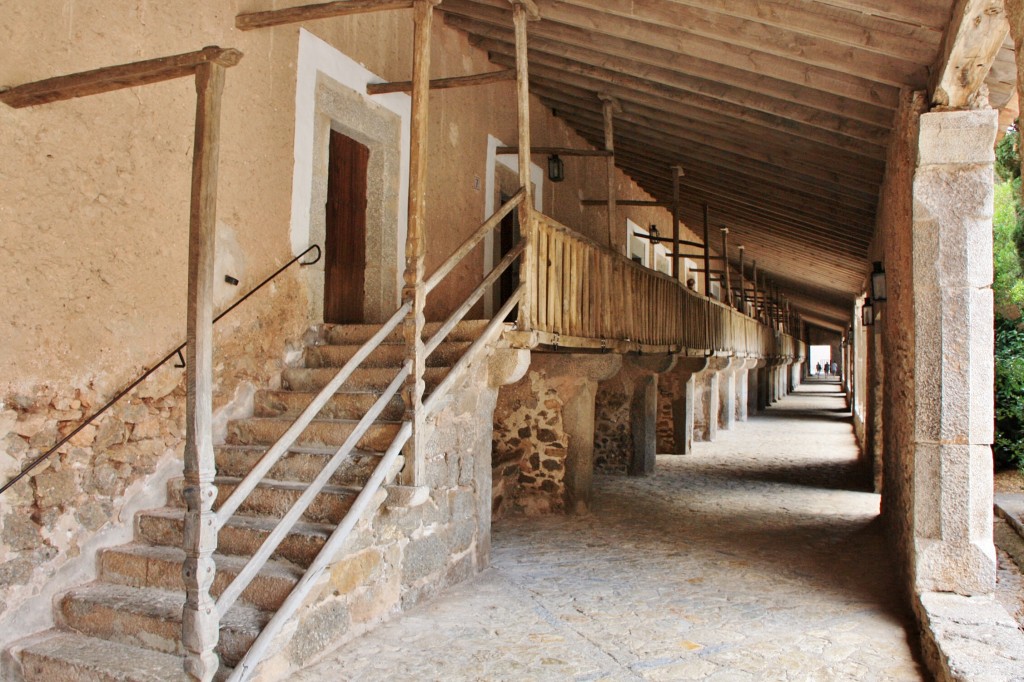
xmin=324 ymin=130 xmax=369 ymax=324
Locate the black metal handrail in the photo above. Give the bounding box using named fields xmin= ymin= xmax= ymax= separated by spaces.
xmin=0 ymin=244 xmax=322 ymax=495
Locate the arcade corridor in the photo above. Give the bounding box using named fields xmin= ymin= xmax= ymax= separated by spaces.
xmin=297 ymin=380 xmax=923 ymax=681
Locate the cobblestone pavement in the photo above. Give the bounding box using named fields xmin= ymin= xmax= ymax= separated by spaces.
xmin=297 ymin=379 xmax=924 ymax=681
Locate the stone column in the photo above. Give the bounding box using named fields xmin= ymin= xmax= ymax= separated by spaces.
xmin=911 ymin=108 xmax=996 ymax=594
xmin=717 ymin=357 xmax=740 ymax=431
xmin=736 ymin=358 xmax=759 ymax=422
xmin=693 ymin=357 xmax=730 ymax=442
xmin=753 ymin=361 xmax=768 ymax=413
xmin=658 ymin=357 xmax=709 ymax=454
xmin=533 ymin=354 xmax=622 ymax=515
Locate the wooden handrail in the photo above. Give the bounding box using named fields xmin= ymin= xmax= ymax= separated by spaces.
xmin=424 ymin=188 xmax=525 ymax=294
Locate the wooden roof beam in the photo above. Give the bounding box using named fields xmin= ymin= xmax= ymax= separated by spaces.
xmin=496 ymin=146 xmax=612 ymax=156
xmin=930 ymin=0 xmax=1010 ymax=108
xmin=441 ymin=3 xmax=899 ymax=121
xmin=366 ymin=68 xmax=514 ymax=94
xmin=0 ymin=46 xmax=242 ymax=108
xmin=236 ymin=0 xmax=420 ymax=30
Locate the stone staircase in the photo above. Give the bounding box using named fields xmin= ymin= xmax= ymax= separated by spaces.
xmin=4 ymin=320 xmax=489 ymax=681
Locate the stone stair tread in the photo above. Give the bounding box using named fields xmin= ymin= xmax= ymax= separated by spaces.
xmin=62 ymin=583 xmax=269 ymax=633
xmin=281 ymin=366 xmax=447 ymax=391
xmin=320 ymin=319 xmax=488 ymax=345
xmin=216 ymin=442 xmax=383 ymax=457
xmin=103 ymin=542 xmax=305 ymax=580
xmin=15 ymin=630 xmax=193 ymax=682
xmin=140 ymin=506 xmax=335 ymax=537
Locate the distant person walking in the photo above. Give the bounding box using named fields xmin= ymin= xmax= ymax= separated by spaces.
xmin=831 ymin=361 xmax=838 ymax=376
xmin=815 ymin=362 xmax=821 ymax=375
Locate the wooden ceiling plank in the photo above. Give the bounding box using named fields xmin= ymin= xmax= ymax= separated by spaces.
xmin=525 ymin=76 xmax=886 ymax=185
xmin=553 ymin=0 xmax=929 ymax=87
xmin=547 ymin=95 xmax=884 ymax=197
xmin=443 ymin=0 xmax=900 ymax=106
xmin=485 ymin=49 xmax=891 ymax=167
xmin=441 ymin=4 xmax=897 ymax=126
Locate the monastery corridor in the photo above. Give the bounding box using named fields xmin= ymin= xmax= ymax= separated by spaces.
xmin=297 ymin=379 xmax=923 ymax=681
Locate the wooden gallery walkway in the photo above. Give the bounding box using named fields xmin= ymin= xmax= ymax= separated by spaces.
xmin=297 ymin=379 xmax=923 ymax=681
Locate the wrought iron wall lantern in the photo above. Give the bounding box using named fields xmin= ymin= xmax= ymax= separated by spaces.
xmin=871 ymin=261 xmax=887 ymax=302
xmin=647 ymin=225 xmax=660 ymax=242
xmin=547 ymin=154 xmax=565 ymax=182
xmin=862 ymin=298 xmax=874 ymax=326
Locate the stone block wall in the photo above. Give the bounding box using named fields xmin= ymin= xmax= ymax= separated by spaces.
xmin=656 ymin=372 xmax=682 ymax=454
xmin=491 ymin=370 xmax=569 ymax=517
xmin=594 ymin=378 xmax=631 ymax=474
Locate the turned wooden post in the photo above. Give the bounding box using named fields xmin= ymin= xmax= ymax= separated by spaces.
xmin=512 ymin=0 xmax=535 ymax=331
xmin=751 ymin=259 xmax=759 ymax=321
xmin=720 ymin=228 xmax=731 ymax=307
xmin=181 ymin=60 xmax=226 ymax=682
xmin=738 ymin=245 xmax=746 ymax=311
xmin=402 ymin=0 xmax=439 ymax=486
xmin=671 ymin=165 xmax=683 ymax=280
xmin=600 ymin=94 xmax=621 ymax=254
xmin=702 ymin=203 xmax=711 ymax=298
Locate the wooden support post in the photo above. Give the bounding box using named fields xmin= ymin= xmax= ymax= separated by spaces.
xmin=401 ymin=0 xmax=439 ymax=487
xmin=181 ymin=60 xmax=226 ymax=682
xmin=738 ymin=245 xmax=746 ymax=311
xmin=512 ymin=0 xmax=535 ymax=331
xmin=720 ymin=228 xmax=731 ymax=307
xmin=751 ymin=260 xmax=759 ymax=321
xmin=600 ymin=94 xmax=621 ymax=253
xmin=671 ymin=166 xmax=683 ymax=280
xmin=702 ymin=203 xmax=711 ymax=298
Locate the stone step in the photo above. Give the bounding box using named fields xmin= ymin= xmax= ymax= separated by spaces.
xmin=57 ymin=583 xmax=268 ymax=668
xmin=99 ymin=543 xmax=301 ymax=612
xmin=168 ymin=476 xmax=360 ymax=525
xmin=320 ymin=319 xmax=489 ymax=346
xmin=280 ymin=366 xmax=448 ymax=393
xmin=14 ymin=631 xmax=195 ymax=682
xmin=253 ymin=389 xmax=406 ymax=421
xmin=227 ymin=416 xmax=403 ymax=452
xmin=136 ymin=507 xmax=331 ymax=566
xmin=215 ymin=444 xmax=401 ymax=487
xmin=303 ymin=341 xmax=471 ymax=369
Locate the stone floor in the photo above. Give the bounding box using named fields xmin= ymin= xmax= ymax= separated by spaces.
xmin=296 ymin=379 xmax=924 ymax=681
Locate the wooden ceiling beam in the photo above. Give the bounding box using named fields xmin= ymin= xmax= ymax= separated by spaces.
xmin=488 ymin=56 xmax=887 ymax=191
xmin=522 ymin=75 xmax=886 ymax=186
xmin=544 ymin=96 xmax=883 ymax=203
xmin=445 ymin=0 xmax=903 ymax=104
xmin=235 ymin=0 xmax=414 ymax=30
xmin=613 ymin=162 xmax=873 ymax=255
xmin=558 ymin=113 xmax=880 ymax=215
xmin=472 ymin=30 xmax=891 ymax=153
xmin=441 ymin=5 xmax=896 ymax=127
xmin=555 ymin=0 xmax=929 ymax=87
xmin=654 ymin=0 xmax=944 ymax=58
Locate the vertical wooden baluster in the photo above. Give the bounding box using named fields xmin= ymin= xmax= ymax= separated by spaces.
xmin=401 ymin=0 xmax=438 ymax=487
xmin=181 ymin=59 xmax=225 ymax=682
xmin=546 ymin=229 xmax=558 ymax=334
xmin=537 ymin=221 xmax=548 ymax=331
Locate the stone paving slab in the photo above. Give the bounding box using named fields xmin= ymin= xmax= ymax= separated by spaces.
xmin=297 ymin=382 xmax=923 ymax=681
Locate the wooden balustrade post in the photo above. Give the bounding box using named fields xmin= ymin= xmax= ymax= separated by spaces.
xmin=751 ymin=260 xmax=759 ymax=322
xmin=702 ymin=203 xmax=711 ymax=298
xmin=671 ymin=165 xmax=683 ymax=280
xmin=720 ymin=228 xmax=732 ymax=308
xmin=401 ymin=0 xmax=439 ymax=487
xmin=738 ymin=245 xmax=746 ymax=312
xmin=181 ymin=60 xmax=226 ymax=682
xmin=512 ymin=0 xmax=535 ymax=331
xmin=600 ymin=94 xmax=621 ymax=254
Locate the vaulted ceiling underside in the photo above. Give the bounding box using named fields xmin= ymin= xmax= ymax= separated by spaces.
xmin=441 ymin=0 xmax=1016 ymax=329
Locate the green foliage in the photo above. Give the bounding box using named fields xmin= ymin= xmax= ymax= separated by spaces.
xmin=995 ymin=123 xmax=1020 ymax=183
xmin=992 ymin=179 xmax=1024 ymax=312
xmin=995 ymin=318 xmax=1024 ymax=471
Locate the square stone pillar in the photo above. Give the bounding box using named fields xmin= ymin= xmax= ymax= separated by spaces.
xmin=693 ymin=358 xmax=728 ymax=442
xmin=911 ymin=108 xmax=996 ymax=595
xmin=718 ymin=358 xmax=739 ymax=431
xmin=737 ymin=358 xmax=758 ymax=422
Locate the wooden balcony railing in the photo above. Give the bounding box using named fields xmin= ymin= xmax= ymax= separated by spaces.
xmin=510 ymin=213 xmax=801 ymax=360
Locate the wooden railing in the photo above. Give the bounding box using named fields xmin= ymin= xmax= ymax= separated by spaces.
xmin=514 ymin=213 xmax=800 ymax=358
